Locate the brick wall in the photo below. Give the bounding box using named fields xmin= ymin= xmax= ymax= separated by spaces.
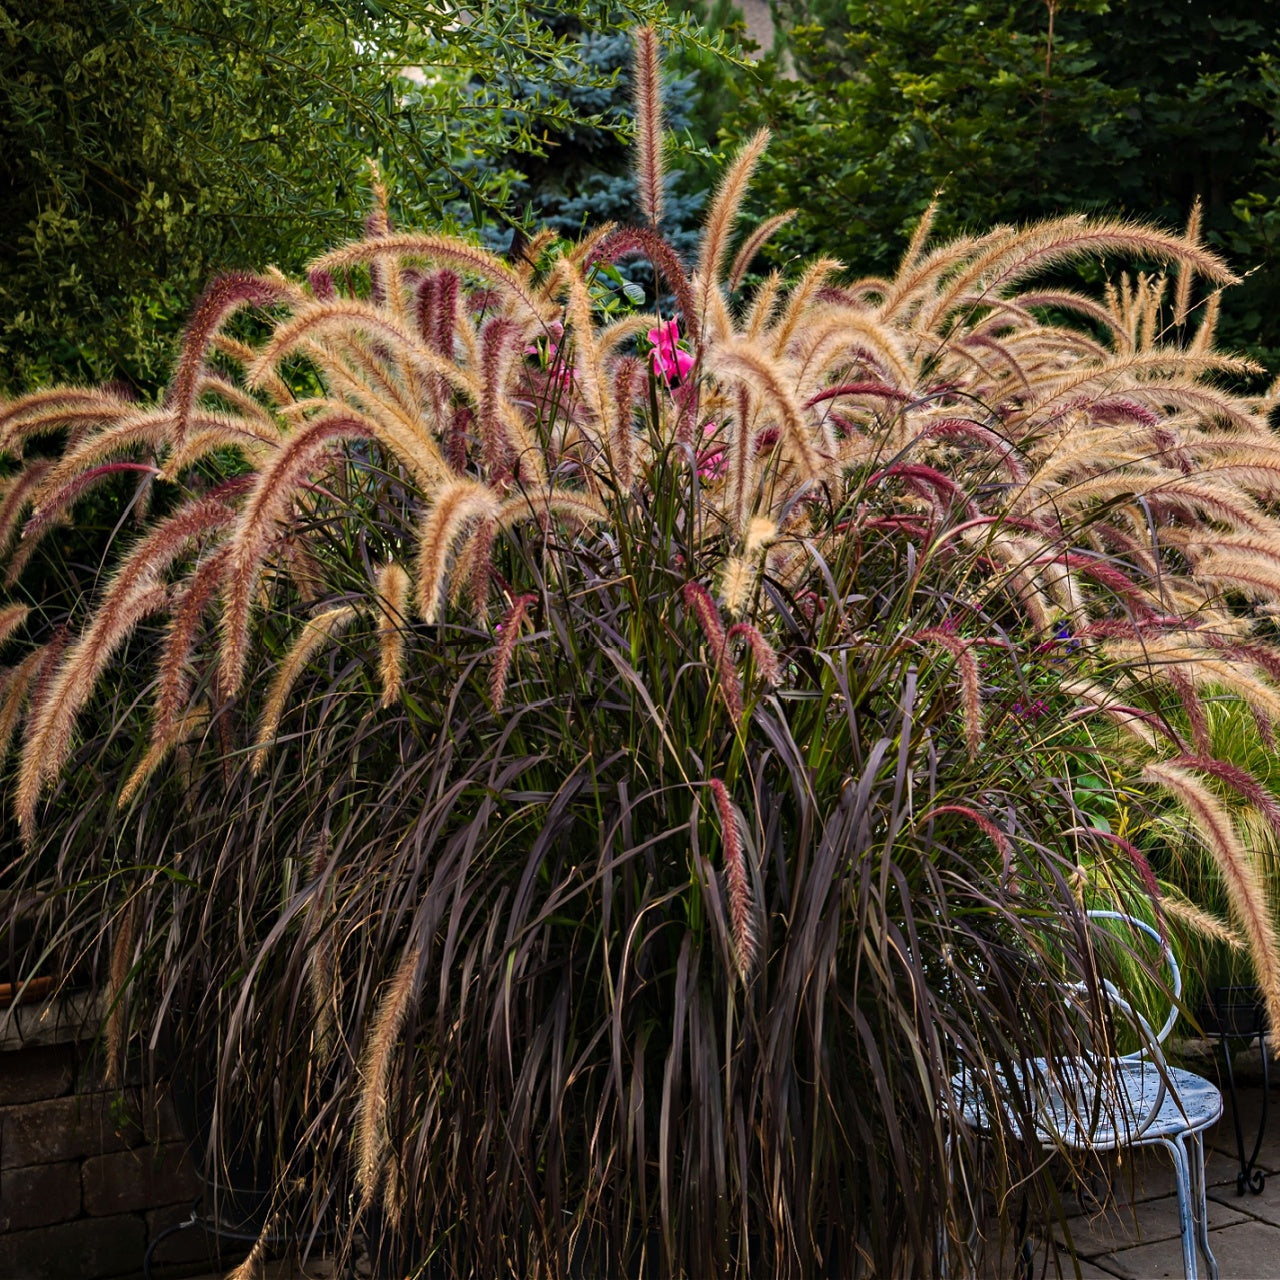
xmin=0 ymin=993 xmax=225 ymax=1279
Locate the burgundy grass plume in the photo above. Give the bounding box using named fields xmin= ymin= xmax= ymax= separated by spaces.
xmin=489 ymin=594 xmax=536 ymax=709
xmin=709 ymin=778 xmax=757 ymax=980
xmin=683 ymin=581 xmax=743 ymax=724
xmin=168 ymin=271 xmax=286 ymax=448
xmin=220 ymin=415 xmax=375 ymax=696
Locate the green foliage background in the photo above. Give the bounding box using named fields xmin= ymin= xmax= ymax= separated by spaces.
xmin=743 ymin=0 xmax=1280 ymax=363
xmin=0 ymin=0 xmax=718 ymax=395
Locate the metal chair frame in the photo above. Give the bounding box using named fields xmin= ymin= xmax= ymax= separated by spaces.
xmin=952 ymin=910 xmax=1223 ymax=1280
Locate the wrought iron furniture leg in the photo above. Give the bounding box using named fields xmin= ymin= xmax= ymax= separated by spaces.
xmin=1218 ymin=1030 xmax=1251 ymax=1195
xmin=1158 ymin=1134 xmax=1199 ymax=1280
xmin=1210 ymin=986 xmax=1267 ymax=1194
xmin=1190 ymin=1130 xmax=1221 ymax=1280
xmin=1249 ymin=1030 xmax=1270 ymax=1194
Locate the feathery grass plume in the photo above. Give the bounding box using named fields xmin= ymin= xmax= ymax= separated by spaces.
xmin=223 ymin=1222 xmax=270 ymax=1280
xmin=0 ymin=460 xmax=53 ymax=562
xmin=1190 ymin=289 xmax=1223 ymax=356
xmin=39 ymin=408 xmax=175 ymax=492
xmin=104 ymin=896 xmax=137 ymax=1089
xmin=220 ymin=414 xmax=374 ymax=695
xmin=921 ymin=217 xmax=1237 ymax=332
xmin=18 ymin=486 xmax=243 ymax=828
xmin=313 ymin=233 xmax=553 ymax=326
xmin=152 ymin=548 xmax=230 ymax=742
xmin=0 ymin=648 xmax=44 ymax=762
xmin=477 ymin=315 xmax=532 ymax=482
xmin=697 ymin=128 xmax=770 ymax=336
xmin=1144 ymin=762 xmax=1280 ymax=1049
xmin=710 ymin=338 xmax=824 ymax=482
xmin=17 ymin=581 xmax=170 ymax=830
xmin=1169 ymin=755 xmax=1280 ymax=842
xmin=0 ymin=385 xmax=134 ymax=448
xmin=375 ymin=563 xmax=411 ymax=707
xmin=708 ymin=779 xmax=756 ymax=979
xmin=589 ymin=226 xmax=699 ymax=333
xmin=495 ymin=485 xmax=607 ymax=536
xmin=415 ymin=480 xmax=504 ymax=624
xmin=0 ymin=603 xmax=29 ymax=648
xmin=450 ymin=517 xmax=495 ymax=616
xmin=246 ymin=298 xmax=481 ymax=407
xmin=304 ymin=835 xmax=339 ymax=1068
xmin=632 ymin=27 xmax=665 ymax=229
xmin=0 ymin=399 xmax=138 ymax=462
xmin=1173 ymin=198 xmax=1203 ymax=330
xmin=682 ymin=581 xmax=743 ymax=723
xmin=355 ymin=946 xmax=422 ymax=1212
xmin=23 ymin=627 xmax=66 ymax=736
xmin=1070 ymin=827 xmax=1164 ymax=917
xmin=920 ymin=805 xmax=1013 ymax=881
xmin=168 ymin=271 xmax=287 ymax=449
xmin=21 ymin=462 xmax=159 ymax=552
xmin=900 ymin=197 xmax=941 ymax=277
xmin=489 ymin=593 xmax=537 ymax=709
xmin=1161 ymin=891 xmax=1246 ymax=951
xmin=728 ymin=211 xmax=797 ymax=293
xmin=726 ymin=621 xmax=780 ymax=687
xmin=743 ymin=516 xmax=777 ymax=557
xmin=609 ymin=356 xmax=642 ymax=489
xmin=118 ymin=704 xmax=209 ymax=809
xmin=913 ymin=629 xmax=982 ymax=757
xmin=251 ymin=605 xmax=360 ymax=773
xmin=719 ymin=557 xmax=754 ymax=616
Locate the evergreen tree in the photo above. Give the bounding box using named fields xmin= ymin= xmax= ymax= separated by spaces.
xmin=741 ymin=0 xmax=1279 ymax=361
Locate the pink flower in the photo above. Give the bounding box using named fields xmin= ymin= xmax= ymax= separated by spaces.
xmin=647 ymin=318 xmax=694 ymax=382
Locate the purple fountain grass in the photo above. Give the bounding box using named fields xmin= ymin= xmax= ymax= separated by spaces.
xmin=375 ymin=563 xmax=412 ymax=708
xmin=415 ymin=480 xmax=504 ymax=624
xmin=728 ymin=210 xmax=797 ymax=293
xmin=0 ymin=460 xmax=54 ymax=560
xmin=104 ymin=896 xmax=138 ymax=1090
xmin=920 ymin=804 xmax=1013 ymax=882
xmin=20 ymin=462 xmax=160 ymax=549
xmin=696 ymin=128 xmax=770 ymax=336
xmin=4 ymin=27 xmax=1280 ymax=1272
xmin=913 ymin=628 xmax=982 ymax=757
xmin=312 ymin=233 xmax=554 ymax=326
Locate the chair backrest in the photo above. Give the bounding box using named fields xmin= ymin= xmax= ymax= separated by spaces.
xmin=1086 ymin=909 xmax=1182 ymax=1049
xmin=951 ymin=909 xmax=1184 ymax=1145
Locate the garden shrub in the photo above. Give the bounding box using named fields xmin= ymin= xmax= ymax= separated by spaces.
xmin=3 ymin=26 xmax=1280 ymax=1277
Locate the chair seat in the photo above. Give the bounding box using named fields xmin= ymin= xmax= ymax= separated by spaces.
xmin=952 ymin=1058 xmax=1222 ymax=1150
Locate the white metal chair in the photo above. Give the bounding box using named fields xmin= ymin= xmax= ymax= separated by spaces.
xmin=952 ymin=910 xmax=1223 ymax=1279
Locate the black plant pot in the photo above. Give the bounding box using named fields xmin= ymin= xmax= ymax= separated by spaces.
xmin=145 ymin=1016 xmax=337 ymax=1276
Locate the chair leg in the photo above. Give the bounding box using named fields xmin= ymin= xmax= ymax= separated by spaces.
xmin=1158 ymin=1136 xmax=1199 ymax=1280
xmin=1189 ymin=1131 xmax=1221 ymax=1280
